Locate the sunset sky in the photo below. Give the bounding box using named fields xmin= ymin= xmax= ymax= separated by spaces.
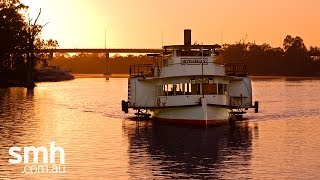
xmin=22 ymin=0 xmax=320 ymax=49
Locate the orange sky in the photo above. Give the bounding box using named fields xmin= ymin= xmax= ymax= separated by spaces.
xmin=22 ymin=0 xmax=320 ymax=49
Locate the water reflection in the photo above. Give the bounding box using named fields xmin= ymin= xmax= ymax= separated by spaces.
xmin=123 ymin=120 xmax=254 ymax=179
xmin=0 ymin=88 xmax=36 ymax=177
xmin=0 ymin=88 xmax=36 ymax=144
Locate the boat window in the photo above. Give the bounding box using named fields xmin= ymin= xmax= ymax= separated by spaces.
xmin=190 ymin=78 xmax=196 ymax=84
xmin=217 ymin=83 xmax=228 ymax=95
xmin=218 ymin=83 xmax=224 ymax=95
xmin=201 ymin=77 xmax=209 ymax=84
xmin=181 ymin=51 xmax=196 ymax=56
xmin=203 ymin=83 xmax=217 ymax=95
xmin=191 ymin=84 xmax=201 ymax=95
xmin=156 ymin=85 xmax=165 ymax=96
xmin=223 ymin=84 xmax=228 ymax=95
xmin=178 ymin=50 xmax=210 ymax=57
xmin=184 ymin=83 xmax=191 ymax=95
xmin=163 ymin=85 xmax=168 ymax=96
xmin=163 ymin=84 xmax=181 ymax=96
xmin=209 ymin=78 xmax=214 ymax=84
xmin=167 ymin=84 xmax=176 ymax=96
xmin=203 ymin=84 xmax=210 ymax=95
xmin=160 ymin=82 xmax=206 ymax=96
xmin=210 ymin=83 xmax=217 ymax=94
xmin=176 ymin=83 xmax=184 ymax=95
xmin=176 ymin=50 xmax=182 ymax=56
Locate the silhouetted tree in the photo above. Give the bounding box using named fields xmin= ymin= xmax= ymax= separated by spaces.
xmin=0 ymin=0 xmax=57 ymax=87
xmin=282 ymin=35 xmax=308 ymax=75
xmin=35 ymin=39 xmax=59 ymax=67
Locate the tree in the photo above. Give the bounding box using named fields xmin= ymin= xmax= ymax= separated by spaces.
xmin=0 ymin=0 xmax=58 ymax=87
xmin=0 ymin=0 xmax=28 ymax=72
xmin=283 ymin=35 xmax=308 ymax=75
xmin=35 ymin=39 xmax=59 ymax=67
xmin=283 ymin=35 xmax=295 ymax=51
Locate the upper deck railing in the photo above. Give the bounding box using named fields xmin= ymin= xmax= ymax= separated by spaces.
xmin=225 ymin=63 xmax=248 ymax=77
xmin=129 ymin=64 xmax=155 ymax=77
xmin=129 ymin=62 xmax=248 ymax=78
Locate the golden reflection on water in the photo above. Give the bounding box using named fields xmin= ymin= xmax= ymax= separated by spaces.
xmin=122 ymin=120 xmax=254 ymax=179
xmin=0 ymin=78 xmax=320 ymax=179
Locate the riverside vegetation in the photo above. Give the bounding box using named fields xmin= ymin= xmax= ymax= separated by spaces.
xmin=50 ymin=37 xmax=320 ymax=77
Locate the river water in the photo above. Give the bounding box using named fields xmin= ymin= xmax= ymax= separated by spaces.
xmin=0 ymin=77 xmax=319 ymax=179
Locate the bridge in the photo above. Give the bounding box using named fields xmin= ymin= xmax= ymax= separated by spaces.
xmin=41 ymin=48 xmax=163 ymax=76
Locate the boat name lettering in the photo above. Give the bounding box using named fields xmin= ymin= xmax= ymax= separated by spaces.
xmin=181 ymin=58 xmax=208 ymax=65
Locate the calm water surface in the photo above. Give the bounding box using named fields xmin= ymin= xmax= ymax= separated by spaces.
xmin=0 ymin=77 xmax=320 ymax=179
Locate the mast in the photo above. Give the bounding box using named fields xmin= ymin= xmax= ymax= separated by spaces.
xmin=104 ymin=27 xmax=106 ymax=49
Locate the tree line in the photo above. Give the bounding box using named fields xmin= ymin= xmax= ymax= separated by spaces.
xmin=218 ymin=36 xmax=320 ymax=76
xmin=50 ymin=53 xmax=153 ymax=74
xmin=0 ymin=0 xmax=57 ymax=87
xmin=50 ymin=36 xmax=320 ymax=76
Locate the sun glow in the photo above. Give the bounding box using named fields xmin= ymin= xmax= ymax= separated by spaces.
xmin=21 ymin=0 xmax=320 ymax=49
xmin=22 ymin=0 xmax=115 ymax=48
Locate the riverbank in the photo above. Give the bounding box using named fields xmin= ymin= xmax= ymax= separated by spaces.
xmin=0 ymin=67 xmax=74 ymax=88
xmin=0 ymin=73 xmax=34 ymax=88
xmin=0 ymin=80 xmax=29 ymax=88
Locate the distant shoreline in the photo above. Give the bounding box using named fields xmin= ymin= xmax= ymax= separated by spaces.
xmin=73 ymin=74 xmax=129 ymax=78
xmin=250 ymin=76 xmax=320 ymax=80
xmin=72 ymin=74 xmax=320 ymax=79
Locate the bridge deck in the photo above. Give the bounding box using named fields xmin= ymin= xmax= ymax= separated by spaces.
xmin=40 ymin=48 xmax=163 ymax=54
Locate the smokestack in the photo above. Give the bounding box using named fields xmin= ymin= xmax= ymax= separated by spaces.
xmin=184 ymin=29 xmax=191 ymax=45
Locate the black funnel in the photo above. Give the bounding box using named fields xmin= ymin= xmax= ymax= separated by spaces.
xmin=184 ymin=29 xmax=191 ymax=45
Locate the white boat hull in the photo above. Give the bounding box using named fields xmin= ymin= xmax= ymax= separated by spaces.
xmin=153 ymin=106 xmax=229 ymax=126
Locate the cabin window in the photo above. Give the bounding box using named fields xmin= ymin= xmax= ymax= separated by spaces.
xmin=167 ymin=84 xmax=176 ymax=96
xmin=178 ymin=50 xmax=211 ymax=57
xmin=209 ymin=78 xmax=214 ymax=84
xmin=176 ymin=50 xmax=182 ymax=56
xmin=184 ymin=83 xmax=191 ymax=95
xmin=190 ymin=78 xmax=196 ymax=84
xmin=223 ymin=84 xmax=228 ymax=95
xmin=210 ymin=83 xmax=217 ymax=94
xmin=163 ymin=85 xmax=168 ymax=96
xmin=202 ymin=77 xmax=209 ymax=84
xmin=156 ymin=85 xmax=165 ymax=96
xmin=190 ymin=84 xmax=201 ymax=95
xmin=202 ymin=83 xmax=217 ymax=95
xmin=176 ymin=83 xmax=184 ymax=95
xmin=203 ymin=84 xmax=210 ymax=95
xmin=160 ymin=82 xmax=207 ymax=96
xmin=217 ymin=83 xmax=228 ymax=95
xmin=218 ymin=83 xmax=224 ymax=95
xmin=163 ymin=84 xmax=184 ymax=96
